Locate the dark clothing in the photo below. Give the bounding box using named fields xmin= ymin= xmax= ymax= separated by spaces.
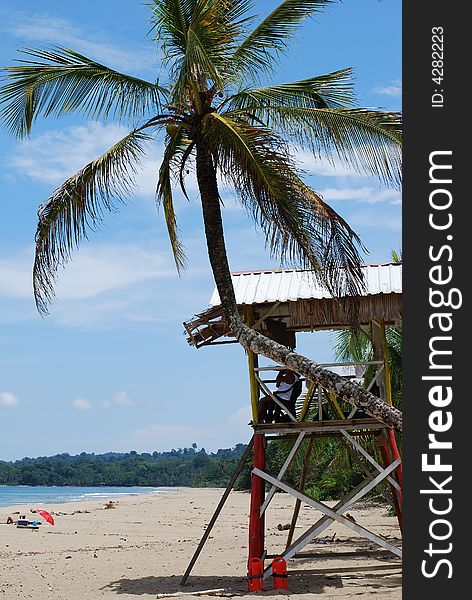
xmin=258 ymin=371 xmax=302 ymax=423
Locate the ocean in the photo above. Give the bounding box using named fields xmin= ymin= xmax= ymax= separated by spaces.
xmin=0 ymin=486 xmax=175 ymax=509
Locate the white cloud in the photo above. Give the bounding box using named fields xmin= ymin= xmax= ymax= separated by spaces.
xmin=294 ymin=149 xmax=364 ymax=178
xmin=320 ymin=187 xmax=402 ymax=205
xmin=129 ymin=424 xmax=213 ymax=452
xmin=219 ymin=194 xmax=244 ymax=213
xmin=7 ymin=122 xmax=200 ymax=204
xmin=51 ymin=298 xmax=132 ymax=329
xmin=2 ymin=14 xmax=157 ymax=75
xmin=0 ymin=256 xmax=33 ymax=299
xmin=9 ymin=122 xmax=144 ymax=185
xmin=228 ymin=405 xmax=251 ymax=426
xmin=0 ymin=243 xmax=173 ymax=302
xmin=55 ymin=244 xmax=173 ymax=300
xmin=0 ymin=237 xmax=214 ymax=329
xmin=373 ymin=80 xmax=402 ymax=97
xmin=131 ymin=408 xmax=255 ymax=455
xmin=127 ymin=314 xmax=169 ymax=323
xmin=72 ymin=398 xmax=92 ymax=411
xmin=129 ymin=418 xmax=255 ymax=453
xmin=0 ymin=392 xmax=19 ymax=407
xmin=349 ymin=211 xmax=402 ymax=232
xmin=103 ymin=390 xmax=135 ymax=408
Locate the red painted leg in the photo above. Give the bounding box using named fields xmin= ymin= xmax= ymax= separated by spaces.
xmin=388 ymin=429 xmax=403 ymax=488
xmin=249 ymin=433 xmax=265 ymax=560
xmin=379 ymin=432 xmax=403 ymax=533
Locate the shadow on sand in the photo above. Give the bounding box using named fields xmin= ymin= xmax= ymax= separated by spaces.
xmin=103 ymin=574 xmax=339 ymax=596
xmin=104 ymin=564 xmax=401 ymax=596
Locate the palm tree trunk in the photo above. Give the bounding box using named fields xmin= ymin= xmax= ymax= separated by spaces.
xmin=195 ymin=142 xmax=402 ymax=432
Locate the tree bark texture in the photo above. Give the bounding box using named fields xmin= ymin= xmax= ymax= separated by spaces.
xmin=195 ymin=142 xmax=402 ymax=432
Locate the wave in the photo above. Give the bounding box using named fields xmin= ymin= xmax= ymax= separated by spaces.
xmin=0 ymin=486 xmax=176 ymax=508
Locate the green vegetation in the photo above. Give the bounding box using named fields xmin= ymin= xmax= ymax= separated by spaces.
xmin=0 ymin=446 xmax=247 ymax=488
xmin=0 ymin=441 xmax=370 ymax=500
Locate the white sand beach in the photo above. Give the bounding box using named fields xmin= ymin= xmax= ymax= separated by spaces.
xmin=0 ymin=488 xmax=401 ymax=599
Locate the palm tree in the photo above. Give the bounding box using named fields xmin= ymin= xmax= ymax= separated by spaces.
xmin=0 ymin=1 xmax=402 ymax=430
xmin=333 ymin=325 xmax=403 ymax=409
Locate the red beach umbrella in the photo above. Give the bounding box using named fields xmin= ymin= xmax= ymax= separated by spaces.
xmin=37 ymin=510 xmax=55 ymax=526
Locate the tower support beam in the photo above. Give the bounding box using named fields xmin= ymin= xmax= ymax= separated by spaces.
xmin=181 ymin=437 xmax=254 ymax=586
xmin=260 ymin=432 xmax=305 ymax=516
xmin=253 ymin=460 xmax=402 ymax=579
xmin=248 ymin=434 xmax=265 ymax=559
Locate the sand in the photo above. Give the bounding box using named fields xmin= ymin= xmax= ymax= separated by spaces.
xmin=0 ymin=488 xmax=401 ymax=599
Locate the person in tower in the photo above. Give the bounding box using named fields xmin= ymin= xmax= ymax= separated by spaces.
xmin=258 ymin=369 xmax=302 ymax=424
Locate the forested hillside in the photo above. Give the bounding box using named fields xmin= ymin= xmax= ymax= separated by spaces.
xmin=0 ymin=445 xmax=247 ymax=488
xmin=0 ymin=439 xmax=374 ymax=502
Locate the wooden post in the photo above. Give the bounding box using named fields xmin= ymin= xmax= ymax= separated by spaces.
xmin=381 ymin=321 xmax=394 ymax=407
xmin=298 ymin=381 xmax=315 ymax=422
xmin=246 ymin=307 xmax=260 ymax=424
xmin=371 ymin=320 xmax=387 ymax=401
xmin=245 ymin=308 xmax=265 ymax=560
xmin=249 ymin=433 xmax=265 ymax=560
xmin=380 ymin=322 xmax=404 ymax=490
xmin=181 ymin=438 xmax=254 ymax=586
xmin=378 ymin=441 xmax=403 ymax=533
xmin=372 ymin=320 xmax=402 ymax=531
xmin=388 ymin=430 xmax=403 ymax=488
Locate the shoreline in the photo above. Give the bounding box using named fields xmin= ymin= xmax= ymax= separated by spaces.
xmin=1 ymin=487 xmax=401 ymax=599
xmin=0 ymin=486 xmax=181 ymax=511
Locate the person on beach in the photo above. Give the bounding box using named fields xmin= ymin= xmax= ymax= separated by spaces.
xmin=258 ymin=369 xmax=302 ymax=423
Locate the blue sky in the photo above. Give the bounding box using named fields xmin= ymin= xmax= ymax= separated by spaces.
xmin=0 ymin=0 xmax=401 ymax=461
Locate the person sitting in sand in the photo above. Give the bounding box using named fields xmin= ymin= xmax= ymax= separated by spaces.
xmin=104 ymin=500 xmax=117 ymax=509
xmin=258 ymin=369 xmax=302 ymax=423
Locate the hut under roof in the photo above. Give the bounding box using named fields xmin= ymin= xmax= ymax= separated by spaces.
xmin=184 ymin=262 xmax=402 ymax=349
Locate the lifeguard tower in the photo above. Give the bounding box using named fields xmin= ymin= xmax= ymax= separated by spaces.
xmin=181 ymin=263 xmax=402 ymax=585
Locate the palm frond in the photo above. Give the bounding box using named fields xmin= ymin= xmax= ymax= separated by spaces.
xmin=34 ymin=128 xmax=152 ymax=314
xmin=0 ymin=47 xmax=166 ymax=138
xmin=151 ymin=0 xmax=253 ymax=103
xmin=333 ymin=323 xmax=403 ymax=408
xmin=332 ymin=327 xmax=372 ymax=363
xmin=228 ymin=69 xmax=356 ymax=111
xmin=156 ymin=130 xmax=190 ymax=272
xmin=233 ymin=0 xmax=332 ymax=79
xmin=205 ymin=112 xmax=365 ymax=298
xmin=386 ymin=326 xmax=403 ymax=406
xmin=149 ymin=0 xmax=196 ymax=58
xmin=230 ymin=105 xmax=402 ymax=189
xmin=179 ymin=21 xmax=226 ymax=91
xmin=391 ymin=248 xmax=402 ymax=263
xmin=149 ymin=0 xmax=255 ymax=61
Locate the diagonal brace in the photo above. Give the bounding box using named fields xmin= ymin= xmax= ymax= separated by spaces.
xmin=340 ymin=430 xmax=401 ymax=492
xmin=278 ymin=459 xmax=402 ymax=566
xmin=260 ymin=432 xmax=305 ymax=516
xmin=253 ymin=460 xmax=402 ymax=573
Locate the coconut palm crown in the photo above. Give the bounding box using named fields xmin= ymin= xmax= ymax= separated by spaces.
xmin=0 ymin=1 xmax=403 ymax=430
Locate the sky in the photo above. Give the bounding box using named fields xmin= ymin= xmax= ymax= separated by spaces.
xmin=0 ymin=0 xmax=401 ymax=461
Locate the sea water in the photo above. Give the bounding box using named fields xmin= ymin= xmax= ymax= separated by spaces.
xmin=0 ymin=486 xmax=175 ymax=509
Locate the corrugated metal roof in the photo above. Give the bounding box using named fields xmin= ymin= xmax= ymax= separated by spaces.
xmin=209 ymin=263 xmax=402 ymax=306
